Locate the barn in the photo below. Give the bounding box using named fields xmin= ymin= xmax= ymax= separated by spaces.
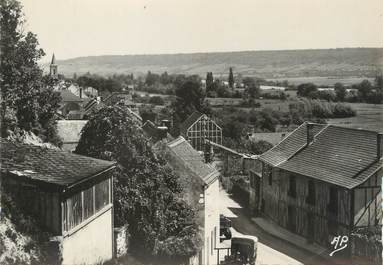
xmin=180 ymin=111 xmax=222 ymax=151
xmin=252 ymin=122 xmax=382 ymax=250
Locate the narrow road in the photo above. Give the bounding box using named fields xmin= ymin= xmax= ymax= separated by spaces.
xmin=219 ymin=189 xmax=332 ymax=265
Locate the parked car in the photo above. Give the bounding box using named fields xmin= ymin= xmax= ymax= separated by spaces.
xmin=220 ymin=214 xmax=232 ymax=242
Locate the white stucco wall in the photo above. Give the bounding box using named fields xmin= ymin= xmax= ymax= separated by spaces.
xmin=204 ymin=179 xmax=220 ymax=265
xmin=62 ymin=208 xmax=113 ymax=265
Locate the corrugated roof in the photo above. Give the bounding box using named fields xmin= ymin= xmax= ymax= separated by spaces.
xmin=0 ymin=139 xmax=115 ymax=189
xmin=260 ymin=122 xmax=383 ymax=189
xmin=180 ymin=111 xmax=203 ymax=135
xmin=167 ymin=137 xmax=219 ymax=186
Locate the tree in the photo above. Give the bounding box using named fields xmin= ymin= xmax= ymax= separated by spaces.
xmin=243 ymin=77 xmax=260 ymax=104
xmin=228 ymin=67 xmax=234 ymax=89
xmin=297 ymin=83 xmax=318 ymax=98
xmin=356 ymin=79 xmax=373 ymax=102
xmin=206 ymin=72 xmax=214 ymax=92
xmin=0 ymin=0 xmax=61 ymax=145
xmin=374 ymin=75 xmax=383 ymax=93
xmin=334 ymin=82 xmax=347 ymax=101
xmin=171 ymin=79 xmax=211 ymax=130
xmin=75 ymin=106 xmax=201 ymax=261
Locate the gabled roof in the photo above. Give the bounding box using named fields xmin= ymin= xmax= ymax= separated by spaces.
xmin=260 ymin=122 xmax=383 ymax=189
xmin=59 ymin=89 xmax=83 ymax=103
xmin=0 ymin=139 xmax=115 ymax=190
xmin=180 ymin=111 xmax=204 ymax=134
xmin=167 ymin=137 xmax=219 ymax=186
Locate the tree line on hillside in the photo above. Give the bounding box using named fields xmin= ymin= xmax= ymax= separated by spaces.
xmin=297 ymin=76 xmax=383 ymax=104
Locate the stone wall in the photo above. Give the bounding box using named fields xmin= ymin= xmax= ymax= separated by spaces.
xmin=114 ymin=225 xmax=129 ymax=258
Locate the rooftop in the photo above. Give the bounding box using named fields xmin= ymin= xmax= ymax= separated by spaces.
xmin=59 ymin=89 xmax=83 ymax=102
xmin=180 ymin=111 xmax=204 ymax=134
xmin=0 ymin=139 xmax=115 ymax=189
xmin=259 ymin=122 xmax=383 ymax=189
xmin=167 ymin=137 xmax=219 ymax=186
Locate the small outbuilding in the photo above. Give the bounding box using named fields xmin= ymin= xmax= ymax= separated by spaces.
xmin=0 ymin=139 xmax=116 ymax=265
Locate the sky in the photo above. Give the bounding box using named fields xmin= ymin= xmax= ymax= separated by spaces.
xmin=22 ymin=0 xmax=383 ymax=61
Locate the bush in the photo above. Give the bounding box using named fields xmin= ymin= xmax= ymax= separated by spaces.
xmin=149 ymin=96 xmax=165 ymax=105
xmin=75 ymin=106 xmax=201 ymax=260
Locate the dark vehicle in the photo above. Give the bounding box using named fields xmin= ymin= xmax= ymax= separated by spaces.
xmin=220 ymin=214 xmax=232 ymax=242
xmin=222 ymin=236 xmax=258 ymax=265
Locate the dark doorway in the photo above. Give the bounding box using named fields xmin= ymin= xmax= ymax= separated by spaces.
xmin=288 ymin=205 xmax=296 ymax=232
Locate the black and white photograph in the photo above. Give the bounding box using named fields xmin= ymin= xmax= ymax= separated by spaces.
xmin=0 ymin=0 xmax=382 ymax=265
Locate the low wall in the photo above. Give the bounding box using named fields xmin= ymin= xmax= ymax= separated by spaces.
xmin=114 ymin=225 xmax=129 ymax=258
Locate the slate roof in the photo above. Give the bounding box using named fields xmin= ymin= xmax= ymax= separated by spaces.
xmin=167 ymin=137 xmax=219 ymax=186
xmin=59 ymin=89 xmax=83 ymax=102
xmin=259 ymin=122 xmax=383 ymax=189
xmin=0 ymin=139 xmax=115 ymax=189
xmin=180 ymin=111 xmax=204 ymax=134
xmin=260 ymin=123 xmax=326 ymax=166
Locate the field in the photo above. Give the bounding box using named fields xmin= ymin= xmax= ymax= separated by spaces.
xmin=212 ymin=98 xmax=383 ymax=132
xmin=327 ymin=103 xmax=383 ymax=132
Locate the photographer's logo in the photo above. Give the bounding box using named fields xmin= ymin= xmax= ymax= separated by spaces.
xmin=329 ymin=235 xmax=348 ymax=256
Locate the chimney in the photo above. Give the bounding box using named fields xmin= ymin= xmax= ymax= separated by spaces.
xmin=161 ymin=119 xmax=172 ymax=130
xmin=79 ymin=87 xmax=83 ymax=98
xmin=378 ymin=133 xmax=383 ymax=159
xmin=157 ymin=126 xmax=168 ymax=140
xmin=307 ymin=123 xmax=314 ymax=145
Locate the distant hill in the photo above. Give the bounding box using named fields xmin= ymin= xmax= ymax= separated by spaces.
xmin=55 ymin=48 xmax=383 ymax=81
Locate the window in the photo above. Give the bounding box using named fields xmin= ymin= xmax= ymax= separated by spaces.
xmin=63 ymin=178 xmax=111 ymax=232
xmin=95 ymin=179 xmax=110 ymax=211
xmin=306 ymin=180 xmax=316 ymax=205
xmin=288 ymin=175 xmax=296 ymax=198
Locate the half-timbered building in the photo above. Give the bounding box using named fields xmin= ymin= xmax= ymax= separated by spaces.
xmin=252 ymin=122 xmax=382 ymax=249
xmin=0 ymin=139 xmax=116 ymax=265
xmin=180 ymin=111 xmax=222 ymax=151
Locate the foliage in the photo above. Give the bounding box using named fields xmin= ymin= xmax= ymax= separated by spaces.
xmin=290 ymin=99 xmax=356 ymax=119
xmin=334 ymin=83 xmax=347 ymax=101
xmin=148 ymin=96 xmax=165 ymax=105
xmin=75 ymin=106 xmax=201 ymax=260
xmin=1 ymin=189 xmax=51 ymax=265
xmin=171 ymin=78 xmax=212 ymax=134
xmin=297 ymin=83 xmax=318 ymax=98
xmin=228 ymin=67 xmax=234 ymax=89
xmin=206 ymin=72 xmax=214 ymax=92
xmin=0 ymin=0 xmax=61 ymax=146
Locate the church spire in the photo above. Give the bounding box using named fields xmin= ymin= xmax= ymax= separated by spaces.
xmin=50 ymin=53 xmax=58 ymax=78
xmin=51 ymin=53 xmax=56 ymax=65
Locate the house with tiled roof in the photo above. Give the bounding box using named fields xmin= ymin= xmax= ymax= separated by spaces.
xmin=180 ymin=111 xmax=222 ymax=151
xmin=57 ymin=89 xmax=84 ymax=119
xmin=0 ymin=139 xmax=116 ymax=265
xmin=252 ymin=122 xmax=382 ymax=249
xmin=166 ymin=137 xmax=220 ymax=265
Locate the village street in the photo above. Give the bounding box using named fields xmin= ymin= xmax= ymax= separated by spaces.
xmin=219 ymin=188 xmax=331 ymax=265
